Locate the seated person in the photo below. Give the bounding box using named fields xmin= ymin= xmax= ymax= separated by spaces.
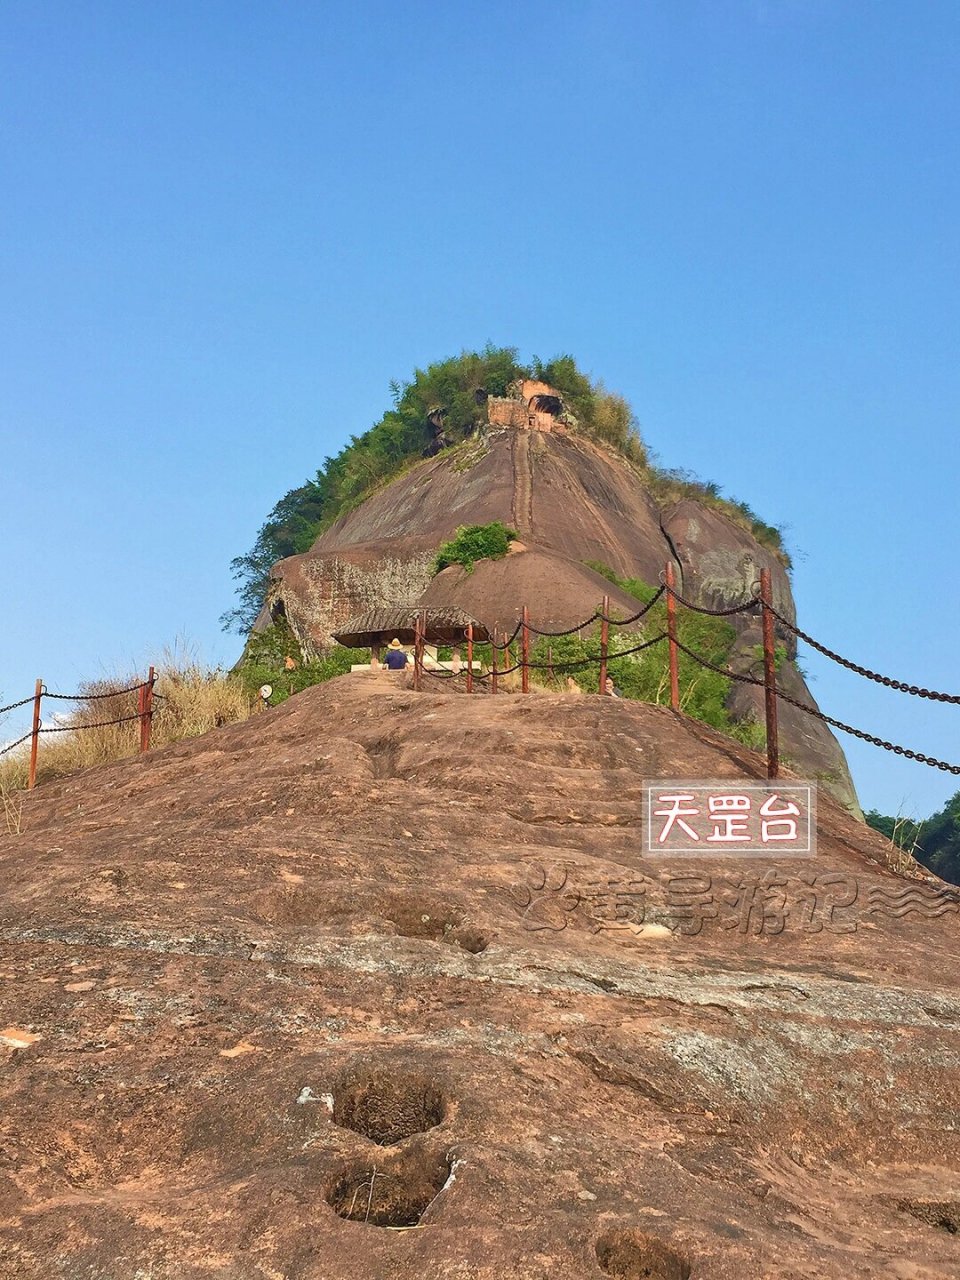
xmin=384 ymin=638 xmax=411 ymax=670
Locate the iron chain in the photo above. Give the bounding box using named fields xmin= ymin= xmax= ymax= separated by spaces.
xmin=490 ymin=619 xmax=524 ymax=651
xmin=604 ymin=586 xmax=667 ymax=626
xmin=38 ymin=712 xmax=145 ymax=734
xmin=0 ymin=694 xmax=39 ymax=717
xmin=671 ymin=637 xmax=960 ymax=775
xmin=44 ymin=681 xmax=150 ymax=702
xmin=764 ymin=602 xmax=960 ymax=704
xmin=525 ymin=612 xmax=602 ymax=639
xmin=773 ymin=686 xmax=960 ymax=775
xmin=664 ymin=585 xmax=759 ymax=618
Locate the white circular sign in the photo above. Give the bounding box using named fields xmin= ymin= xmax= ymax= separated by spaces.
xmin=259 ymin=684 xmax=273 ymax=701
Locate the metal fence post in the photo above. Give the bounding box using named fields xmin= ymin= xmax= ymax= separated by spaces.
xmin=598 ymin=595 xmax=610 ymax=694
xmin=760 ymin=568 xmax=780 ymax=778
xmin=27 ymin=679 xmax=42 ymax=790
xmin=521 ymin=606 xmax=530 ymax=693
xmin=665 ymin=561 xmax=680 ymax=711
xmin=466 ymin=624 xmax=473 ymax=694
xmin=139 ymin=665 xmax=155 ymax=754
xmin=491 ymin=625 xmax=499 ymax=695
xmin=413 ymin=613 xmax=423 ymax=692
xmin=137 ymin=681 xmax=145 ymax=750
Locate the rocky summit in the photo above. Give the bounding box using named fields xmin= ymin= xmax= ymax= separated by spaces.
xmin=252 ymin=405 xmax=858 ymax=814
xmin=1 ymin=674 xmax=958 ymax=1279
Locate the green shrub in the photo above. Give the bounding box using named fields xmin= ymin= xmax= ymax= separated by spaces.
xmin=432 ymin=522 xmax=517 ymax=574
xmin=568 ymin=565 xmax=753 ymax=737
xmin=237 ymin=616 xmax=366 ymax=707
xmin=239 ymin=647 xmax=368 ymax=707
xmin=751 ymin=642 xmax=788 ymax=671
xmin=729 ymin=717 xmax=767 ymax=752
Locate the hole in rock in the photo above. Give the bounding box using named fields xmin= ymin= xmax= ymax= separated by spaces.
xmin=595 ymin=1227 xmax=691 ymax=1280
xmin=452 ymin=926 xmax=489 ymax=955
xmin=897 ymin=1198 xmax=960 ymax=1234
xmin=366 ymin=736 xmax=401 ymax=780
xmin=384 ymin=897 xmax=464 ymax=942
xmin=332 ymin=1066 xmax=446 ymax=1145
xmin=326 ymin=1149 xmax=451 ymax=1227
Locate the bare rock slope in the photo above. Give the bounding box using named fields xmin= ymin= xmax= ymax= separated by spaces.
xmin=1 ymin=675 xmax=958 ymax=1279
xmin=258 ymin=428 xmax=859 ymax=813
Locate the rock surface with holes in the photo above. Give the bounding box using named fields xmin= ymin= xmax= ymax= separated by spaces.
xmin=0 ymin=675 xmax=958 ymax=1278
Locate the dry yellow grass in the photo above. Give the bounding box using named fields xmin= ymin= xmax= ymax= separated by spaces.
xmin=0 ymin=771 xmax=25 ymax=835
xmin=0 ymin=653 xmax=253 ymax=802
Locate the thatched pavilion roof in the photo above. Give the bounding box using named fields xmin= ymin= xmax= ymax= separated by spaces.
xmin=332 ymin=607 xmax=489 ymax=647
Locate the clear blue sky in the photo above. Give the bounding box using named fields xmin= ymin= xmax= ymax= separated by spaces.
xmin=1 ymin=1 xmax=958 ymax=819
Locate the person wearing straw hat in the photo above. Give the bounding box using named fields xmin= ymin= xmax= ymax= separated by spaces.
xmin=384 ymin=638 xmax=411 ymax=671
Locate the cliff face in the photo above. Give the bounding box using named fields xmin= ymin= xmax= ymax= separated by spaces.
xmin=254 ymin=427 xmax=859 ymax=814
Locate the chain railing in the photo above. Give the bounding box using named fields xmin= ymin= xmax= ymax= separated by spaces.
xmin=406 ymin=563 xmax=959 ymax=779
xmin=0 ymin=668 xmax=158 ymax=788
xmin=5 ymin=568 xmax=956 ymax=791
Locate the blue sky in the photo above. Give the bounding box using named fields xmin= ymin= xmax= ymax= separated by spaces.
xmin=1 ymin=0 xmax=957 ymax=819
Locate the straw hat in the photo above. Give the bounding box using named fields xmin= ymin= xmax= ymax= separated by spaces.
xmin=388 ymin=638 xmax=403 ymax=649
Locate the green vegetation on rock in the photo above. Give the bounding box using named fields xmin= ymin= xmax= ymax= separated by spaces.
xmin=223 ymin=346 xmax=527 ymax=631
xmin=867 ymin=792 xmax=960 ymax=886
xmin=432 ymin=522 xmax=517 ymax=575
xmin=576 ymin=564 xmax=766 ymax=748
xmin=237 ymin=614 xmax=366 ymax=707
xmin=224 ymin=347 xmax=790 ymax=632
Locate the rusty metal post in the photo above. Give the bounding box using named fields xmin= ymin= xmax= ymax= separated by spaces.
xmin=491 ymin=626 xmax=499 ymax=695
xmin=137 ymin=681 xmax=145 ymax=750
xmin=465 ymin=624 xmax=474 ymax=693
xmin=139 ymin=665 xmax=155 ymax=754
xmin=598 ymin=595 xmax=610 ymax=694
xmin=521 ymin=605 xmax=530 ymax=693
xmin=548 ymin=645 xmax=554 ymax=683
xmin=27 ymin=679 xmax=42 ymax=790
xmin=665 ymin=561 xmax=680 ymax=711
xmin=413 ymin=613 xmax=423 ymax=691
xmin=760 ymin=568 xmax=780 ymax=779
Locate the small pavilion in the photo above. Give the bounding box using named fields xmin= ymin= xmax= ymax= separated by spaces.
xmin=332 ymin=607 xmax=489 ymax=668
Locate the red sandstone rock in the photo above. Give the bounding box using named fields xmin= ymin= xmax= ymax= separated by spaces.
xmin=0 ymin=677 xmax=957 ymax=1277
